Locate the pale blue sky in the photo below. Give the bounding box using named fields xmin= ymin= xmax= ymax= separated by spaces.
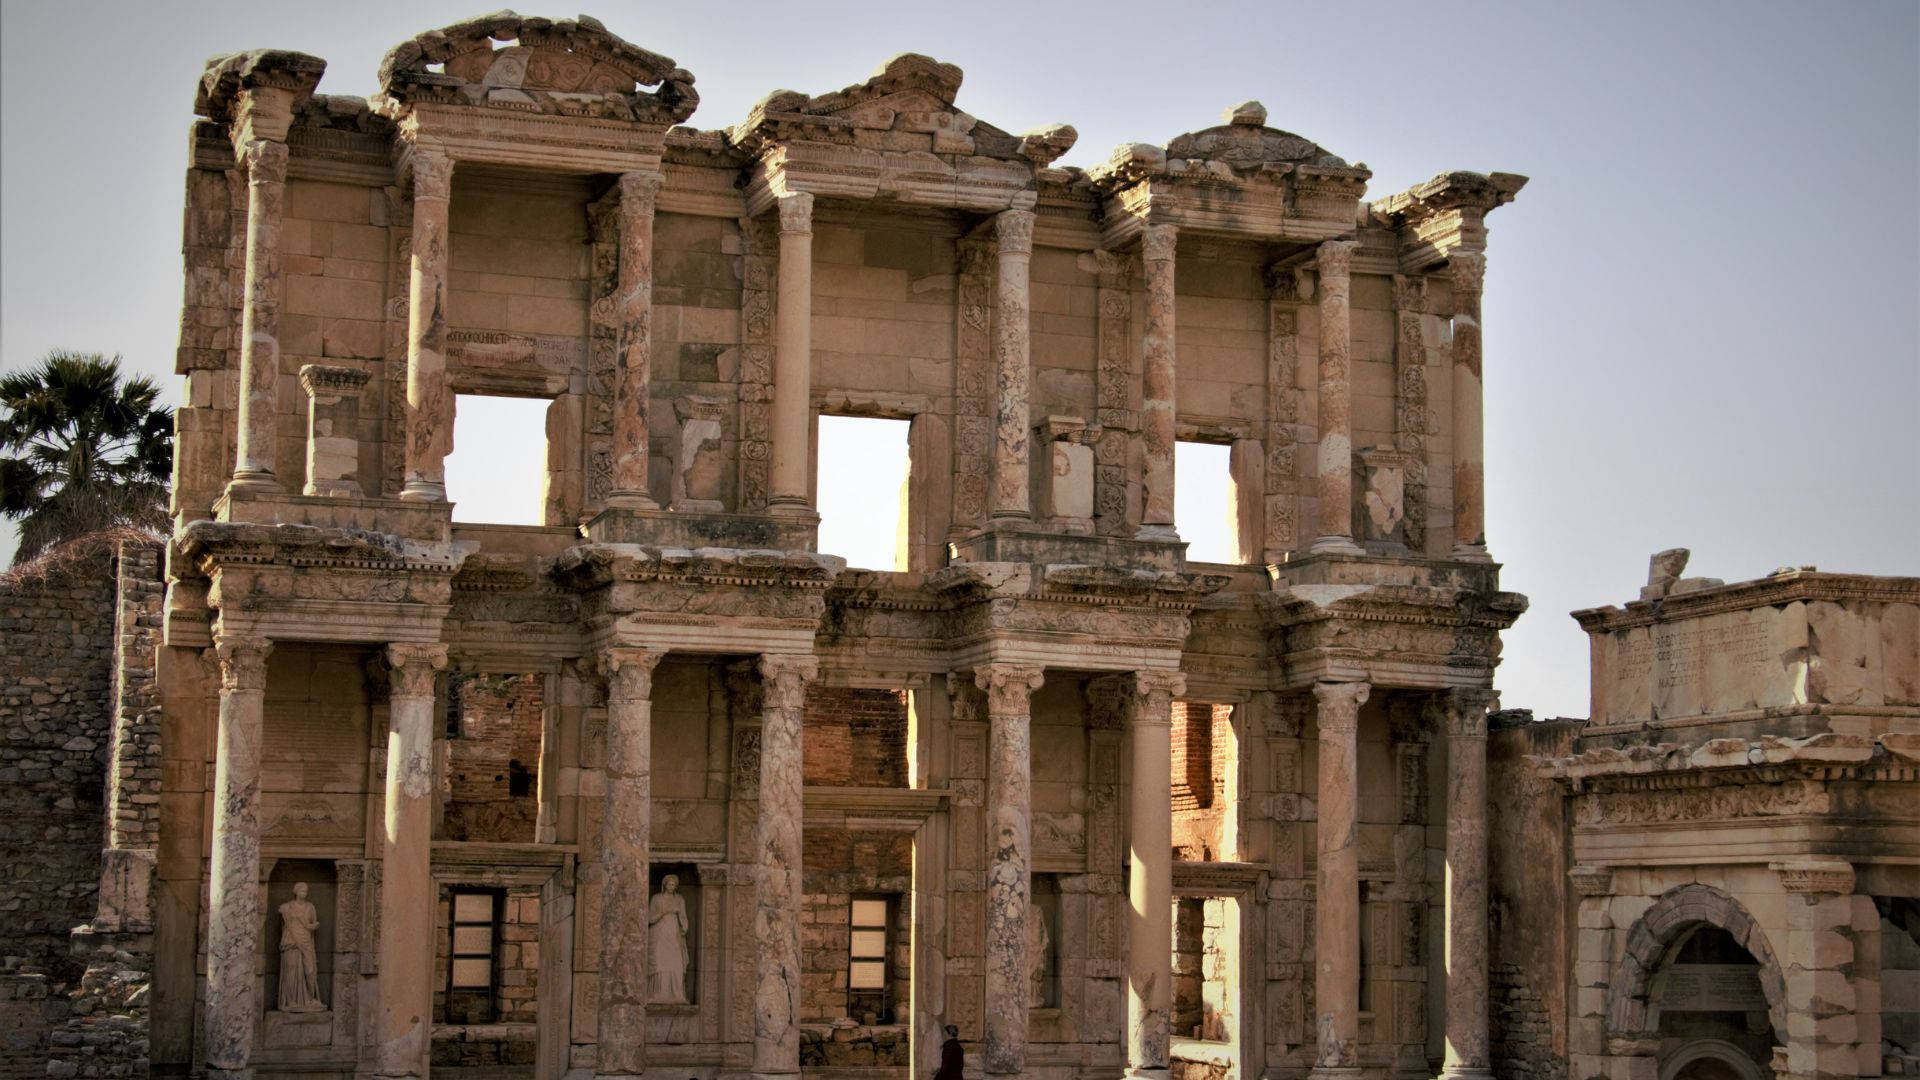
xmin=4 ymin=0 xmax=1915 ymax=719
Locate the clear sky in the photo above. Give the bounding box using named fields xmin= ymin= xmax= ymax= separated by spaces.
xmin=4 ymin=0 xmax=1915 ymax=719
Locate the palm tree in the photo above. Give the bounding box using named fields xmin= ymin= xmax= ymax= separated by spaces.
xmin=1 ymin=351 xmax=173 ymax=565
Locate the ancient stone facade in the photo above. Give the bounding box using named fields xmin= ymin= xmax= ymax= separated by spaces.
xmin=138 ymin=13 xmax=1532 ymax=1080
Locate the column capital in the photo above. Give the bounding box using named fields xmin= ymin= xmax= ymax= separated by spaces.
xmin=1132 ymin=669 xmax=1187 ymax=713
xmin=1312 ymin=679 xmax=1370 ymax=731
xmin=775 ymin=190 xmax=815 ymax=235
xmin=1449 ymin=251 xmax=1487 ymax=297
xmin=1770 ymin=859 xmax=1855 ymax=895
xmin=212 ymin=635 xmax=273 ymax=692
xmin=601 ymin=647 xmax=665 ymax=701
xmin=238 ymin=137 xmax=288 ymax=184
xmin=1316 ymin=238 xmax=1357 ymax=278
xmin=1437 ymin=687 xmax=1497 ymax=738
xmin=1567 ymin=865 xmax=1615 ymax=898
xmin=407 ymin=147 xmax=452 ymax=200
xmin=995 ymin=208 xmax=1035 ymax=256
xmin=385 ymin=643 xmax=448 ymax=698
xmin=974 ymin=662 xmax=1045 ymax=715
xmin=298 ymin=363 xmax=371 ymax=398
xmin=619 ymin=170 xmax=664 ymax=207
xmin=1265 ymin=259 xmax=1314 ymax=304
xmin=758 ymin=653 xmax=819 ymax=709
xmin=1142 ymin=222 xmax=1178 ymax=262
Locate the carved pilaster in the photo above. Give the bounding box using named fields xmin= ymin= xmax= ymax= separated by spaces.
xmin=990 ymin=210 xmax=1036 ymax=522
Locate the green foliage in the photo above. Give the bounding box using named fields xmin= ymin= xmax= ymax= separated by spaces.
xmin=1 ymin=351 xmax=173 ymax=566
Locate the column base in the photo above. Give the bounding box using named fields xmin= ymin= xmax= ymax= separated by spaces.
xmin=1306 ymin=1068 xmax=1363 ymax=1080
xmin=1134 ymin=523 xmax=1178 ymax=541
xmin=399 ymin=480 xmax=447 ymax=501
xmin=1450 ymin=543 xmax=1493 ymax=563
xmin=1308 ymin=534 xmax=1365 ymax=555
xmin=225 ymin=472 xmax=280 ymax=495
xmin=1123 ymin=1068 xmax=1171 ymax=1080
xmin=602 ymin=492 xmax=660 ymax=511
xmin=767 ymin=497 xmax=813 ymax=517
xmin=1436 ymin=1068 xmax=1495 ymax=1080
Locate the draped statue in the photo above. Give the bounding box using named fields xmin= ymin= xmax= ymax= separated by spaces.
xmin=648 ymin=875 xmax=691 ymax=1003
xmin=277 ymin=882 xmax=325 ymax=1012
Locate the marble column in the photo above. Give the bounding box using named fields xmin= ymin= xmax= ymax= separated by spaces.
xmin=768 ymin=193 xmax=815 ymax=514
xmin=401 ymin=149 xmax=452 ymax=501
xmin=1438 ymin=688 xmax=1495 ymax=1080
xmin=608 ymin=174 xmax=663 ymax=509
xmin=990 ymin=209 xmax=1036 ymax=521
xmin=1311 ymin=240 xmax=1362 ymax=555
xmin=1310 ymin=679 xmax=1369 ymax=1079
xmin=1448 ymin=253 xmax=1488 ymax=559
xmin=754 ymin=654 xmax=816 ymax=1077
xmin=374 ymin=644 xmax=447 ymax=1080
xmin=599 ymin=648 xmax=663 ymax=1078
xmin=204 ymin=635 xmax=271 ymax=1080
xmin=229 ymin=139 xmax=289 ymax=492
xmin=976 ymin=662 xmax=1045 ymax=1074
xmin=1139 ymin=224 xmax=1178 ymax=538
xmin=1127 ymin=670 xmax=1185 ymax=1080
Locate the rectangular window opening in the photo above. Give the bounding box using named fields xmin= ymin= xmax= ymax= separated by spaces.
xmin=847 ymin=894 xmax=895 ymax=1022
xmin=446 ymin=888 xmax=502 ymax=1023
xmin=1174 ymin=440 xmax=1235 ymax=563
xmin=817 ymin=415 xmax=911 ymax=572
xmin=447 ymin=394 xmax=551 ymax=526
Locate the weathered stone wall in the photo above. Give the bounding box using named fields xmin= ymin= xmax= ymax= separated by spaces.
xmin=1488 ymin=712 xmax=1578 ymax=1080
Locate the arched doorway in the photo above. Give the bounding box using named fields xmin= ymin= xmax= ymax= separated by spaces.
xmin=1661 ymin=1038 xmax=1767 ymax=1080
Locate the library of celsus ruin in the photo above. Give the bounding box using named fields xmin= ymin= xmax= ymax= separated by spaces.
xmin=5 ymin=11 xmax=1916 ymax=1080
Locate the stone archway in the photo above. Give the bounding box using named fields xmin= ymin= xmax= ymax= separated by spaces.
xmin=1604 ymin=884 xmax=1788 ymax=1055
xmin=1660 ymin=1039 xmax=1768 ymax=1080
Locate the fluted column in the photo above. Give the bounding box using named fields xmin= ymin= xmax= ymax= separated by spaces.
xmin=976 ymin=662 xmax=1045 ymax=1074
xmin=204 ymin=635 xmax=271 ymax=1080
xmin=1139 ymin=224 xmax=1178 ymax=538
xmin=990 ymin=209 xmax=1036 ymax=521
xmin=754 ymin=654 xmax=816 ymax=1078
xmin=229 ymin=139 xmax=289 ymax=492
xmin=400 ymin=150 xmax=452 ymax=501
xmin=768 ymin=193 xmax=815 ymax=514
xmin=1126 ymin=670 xmax=1185 ymax=1080
xmin=1438 ymin=688 xmax=1495 ymax=1080
xmin=608 ymin=174 xmax=663 ymax=509
xmin=374 ymin=644 xmax=447 ymax=1080
xmin=1448 ymin=253 xmax=1488 ymax=559
xmin=598 ymin=648 xmax=664 ymax=1078
xmin=1310 ymin=679 xmax=1369 ymax=1079
xmin=1311 ymin=240 xmax=1362 ymax=555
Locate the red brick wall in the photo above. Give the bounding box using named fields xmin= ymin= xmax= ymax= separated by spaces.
xmin=1172 ymin=703 xmax=1234 ymax=861
xmin=441 ymin=673 xmax=544 ymax=843
xmin=802 ymin=686 xmax=907 ymax=788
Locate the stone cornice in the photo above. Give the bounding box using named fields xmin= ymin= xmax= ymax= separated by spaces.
xmin=1573 ymin=569 xmax=1920 ymax=632
xmin=177 ymin=520 xmax=473 ymax=578
xmin=1260 ymin=582 xmax=1527 ymax=632
xmin=927 ymin=561 xmax=1229 ymax=610
xmin=196 ymin=49 xmax=327 ymax=124
xmin=1369 ymin=170 xmax=1526 ymax=272
xmin=552 ymin=543 xmax=845 ymax=592
xmin=1532 ymin=731 xmax=1920 ymax=793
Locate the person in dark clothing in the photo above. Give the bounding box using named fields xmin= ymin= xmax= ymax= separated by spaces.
xmin=934 ymin=1024 xmax=964 ymax=1080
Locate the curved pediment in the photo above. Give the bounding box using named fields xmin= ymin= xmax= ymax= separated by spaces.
xmin=377 ymin=11 xmax=697 ymax=123
xmin=1163 ymin=101 xmax=1349 ymax=169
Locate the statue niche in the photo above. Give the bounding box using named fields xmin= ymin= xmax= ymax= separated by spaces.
xmin=648 ymin=865 xmax=699 ymax=1005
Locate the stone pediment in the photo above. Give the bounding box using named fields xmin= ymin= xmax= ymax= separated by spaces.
xmin=1164 ymin=101 xmax=1349 ymax=170
xmin=376 ymin=11 xmax=697 ymax=123
xmin=732 ymin=54 xmax=1076 ymax=167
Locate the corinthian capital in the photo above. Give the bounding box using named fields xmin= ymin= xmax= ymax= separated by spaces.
xmin=386 ymin=643 xmax=448 ymax=700
xmin=1437 ymin=687 xmax=1497 ymax=739
xmin=775 ymin=191 xmax=814 ymax=236
xmin=213 ymin=635 xmax=273 ymax=692
xmin=974 ymin=663 xmax=1046 ymax=717
xmin=758 ymin=653 xmax=819 ymax=711
xmin=1316 ymin=239 xmax=1356 ymax=281
xmin=1450 ymin=251 xmax=1486 ymax=297
xmin=619 ymin=171 xmax=663 ymax=210
xmin=601 ymin=647 xmax=664 ymax=702
xmin=239 ymin=138 xmax=288 ymax=184
xmin=1142 ymin=223 xmax=1178 ymax=263
xmin=1132 ymin=669 xmax=1187 ymax=720
xmin=408 ymin=148 xmax=452 ymax=200
xmin=1312 ymin=679 xmax=1370 ymax=733
xmin=996 ymin=209 xmax=1035 ymax=256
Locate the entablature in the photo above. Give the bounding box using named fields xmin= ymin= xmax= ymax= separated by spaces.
xmin=1369 ymin=169 xmax=1527 ymax=273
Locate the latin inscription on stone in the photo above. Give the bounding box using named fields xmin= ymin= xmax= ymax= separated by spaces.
xmin=1655 ymin=964 xmax=1768 ymax=1011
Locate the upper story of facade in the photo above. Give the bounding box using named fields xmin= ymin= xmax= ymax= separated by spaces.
xmin=165 ymin=13 xmax=1528 ymax=691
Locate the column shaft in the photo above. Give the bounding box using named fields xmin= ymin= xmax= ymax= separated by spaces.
xmin=977 ymin=663 xmax=1045 ymax=1074
xmin=1127 ymin=671 xmax=1185 ymax=1080
xmin=598 ymin=648 xmax=663 ymax=1077
xmin=375 ymin=644 xmax=447 ymax=1080
xmin=230 ymin=140 xmax=289 ymax=491
xmin=609 ymin=174 xmax=662 ymax=508
xmin=989 ymin=210 xmax=1036 ymax=520
xmin=1311 ymin=240 xmax=1362 ymax=554
xmin=754 ymin=654 xmax=816 ymax=1077
xmin=769 ymin=193 xmax=814 ymax=512
xmin=204 ymin=636 xmax=271 ymax=1080
xmin=1440 ymin=689 xmax=1495 ymax=1080
xmin=401 ymin=151 xmax=452 ymax=501
xmin=1139 ymin=225 xmax=1178 ymax=535
xmin=1311 ymin=679 xmax=1369 ymax=1078
xmin=1449 ymin=253 xmax=1488 ymax=558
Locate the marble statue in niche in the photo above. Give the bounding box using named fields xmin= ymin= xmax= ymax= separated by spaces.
xmin=648 ymin=874 xmax=691 ymax=1004
xmin=1029 ymin=901 xmax=1051 ymax=1007
xmin=277 ymin=882 xmax=325 ymax=1012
